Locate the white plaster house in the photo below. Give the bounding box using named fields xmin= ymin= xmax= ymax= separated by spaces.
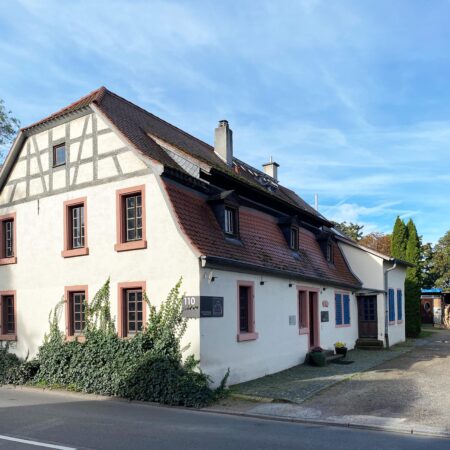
xmin=0 ymin=88 xmax=408 ymax=385
xmin=336 ymin=233 xmax=409 ymax=348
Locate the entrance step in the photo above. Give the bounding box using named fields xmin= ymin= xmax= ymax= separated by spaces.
xmin=356 ymin=338 xmax=384 ymax=350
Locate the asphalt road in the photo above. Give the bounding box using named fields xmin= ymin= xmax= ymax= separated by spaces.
xmin=0 ymin=387 xmax=448 ymax=450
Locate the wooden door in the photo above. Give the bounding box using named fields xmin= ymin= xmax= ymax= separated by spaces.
xmin=358 ymin=296 xmax=378 ymax=338
xmin=308 ymin=291 xmax=319 ymax=348
xmin=420 ymin=298 xmax=434 ymax=323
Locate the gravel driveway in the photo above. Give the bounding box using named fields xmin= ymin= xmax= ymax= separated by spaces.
xmin=213 ymin=327 xmax=450 ymax=434
xmin=298 ymin=327 xmax=450 ymax=430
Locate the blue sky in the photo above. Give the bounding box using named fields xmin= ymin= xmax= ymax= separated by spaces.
xmin=1 ymin=0 xmax=449 ymax=244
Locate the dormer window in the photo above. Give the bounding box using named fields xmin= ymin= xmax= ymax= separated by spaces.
xmin=290 ymin=227 xmax=299 ymax=250
xmin=208 ymin=190 xmax=240 ymax=239
xmin=224 ymin=206 xmax=238 ymax=236
xmin=279 ymin=216 xmax=300 ymax=250
xmin=53 ymin=143 xmax=66 ymax=167
xmin=326 ymin=242 xmax=333 ymax=263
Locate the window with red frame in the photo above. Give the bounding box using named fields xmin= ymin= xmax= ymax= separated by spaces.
xmin=0 ymin=293 xmax=16 ymax=339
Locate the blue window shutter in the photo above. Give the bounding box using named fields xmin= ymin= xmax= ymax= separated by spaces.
xmin=397 ymin=290 xmax=403 ymax=321
xmin=343 ymin=294 xmax=350 ymax=325
xmin=335 ymin=293 xmax=342 ymax=325
xmin=389 ymin=289 xmax=395 ymax=322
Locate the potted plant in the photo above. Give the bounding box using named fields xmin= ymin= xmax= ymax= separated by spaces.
xmin=334 ymin=341 xmax=348 ymax=357
xmin=308 ymin=346 xmax=326 ymax=366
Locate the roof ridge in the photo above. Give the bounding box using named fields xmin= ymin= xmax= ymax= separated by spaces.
xmin=100 ymin=88 xmax=215 ymax=152
xmin=21 ymin=86 xmax=106 ymax=132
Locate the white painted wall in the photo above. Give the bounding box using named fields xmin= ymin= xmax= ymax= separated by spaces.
xmin=339 ymin=241 xmax=407 ymax=347
xmin=385 ymin=263 xmax=407 ymax=346
xmin=0 ymin=113 xmax=201 ymax=363
xmin=199 ymin=269 xmax=359 ymax=385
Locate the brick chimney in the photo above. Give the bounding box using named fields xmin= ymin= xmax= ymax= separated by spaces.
xmin=262 ymin=156 xmax=279 ymax=181
xmin=214 ymin=120 xmax=233 ymax=166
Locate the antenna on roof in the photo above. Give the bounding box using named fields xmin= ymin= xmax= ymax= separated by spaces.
xmin=314 ymin=193 xmax=319 ymax=211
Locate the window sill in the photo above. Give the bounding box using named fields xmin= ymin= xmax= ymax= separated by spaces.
xmin=335 ymin=324 xmax=351 ymax=328
xmin=0 ymin=334 xmax=17 ymax=341
xmin=389 ymin=321 xmax=396 ymax=325
xmin=299 ymin=327 xmax=309 ymax=335
xmin=397 ymin=320 xmax=403 ymax=324
xmin=61 ymin=247 xmax=89 ymax=258
xmin=114 ymin=240 xmax=147 ymax=252
xmin=237 ymin=332 xmax=259 ymax=342
xmin=0 ymin=257 xmax=17 ymax=265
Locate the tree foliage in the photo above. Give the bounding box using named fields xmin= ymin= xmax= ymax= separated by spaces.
xmin=404 ymin=219 xmax=422 ymax=337
xmin=359 ymin=232 xmax=391 ymax=256
xmin=0 ymin=99 xmax=20 ymax=147
xmin=390 ymin=217 xmax=422 ymax=337
xmin=428 ymin=231 xmax=450 ymax=289
xmin=333 ymin=221 xmax=364 ymax=241
xmin=391 ymin=216 xmax=408 ymax=260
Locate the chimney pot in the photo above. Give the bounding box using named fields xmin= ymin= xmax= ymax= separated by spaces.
xmin=262 ymin=156 xmax=280 ymax=181
xmin=214 ymin=120 xmax=233 ymax=166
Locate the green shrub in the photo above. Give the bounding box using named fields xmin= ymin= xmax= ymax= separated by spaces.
xmin=29 ymin=278 xmax=228 ymax=407
xmin=0 ymin=345 xmax=21 ymax=383
xmin=6 ymin=359 xmax=40 ymax=385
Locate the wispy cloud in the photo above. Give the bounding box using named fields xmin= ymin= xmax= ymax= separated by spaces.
xmin=1 ymin=0 xmax=449 ymax=243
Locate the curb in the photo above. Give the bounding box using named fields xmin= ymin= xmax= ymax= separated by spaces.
xmin=202 ymin=407 xmax=450 ymax=439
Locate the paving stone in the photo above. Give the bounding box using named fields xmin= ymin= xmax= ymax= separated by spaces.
xmin=232 ymin=342 xmax=413 ymax=404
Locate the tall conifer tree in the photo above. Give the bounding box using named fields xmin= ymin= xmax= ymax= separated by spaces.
xmin=404 ymin=219 xmax=422 ymax=336
xmin=391 ymin=216 xmax=408 ymax=259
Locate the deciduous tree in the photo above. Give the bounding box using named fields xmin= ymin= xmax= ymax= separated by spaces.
xmin=359 ymin=232 xmax=391 ymax=256
xmin=0 ymin=99 xmax=20 ymax=150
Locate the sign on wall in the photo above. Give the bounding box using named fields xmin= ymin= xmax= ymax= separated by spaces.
xmin=321 ymin=311 xmax=329 ymax=322
xmin=182 ymin=296 xmax=224 ymax=318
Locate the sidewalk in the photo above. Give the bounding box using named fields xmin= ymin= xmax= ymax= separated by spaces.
xmin=206 ymin=328 xmax=450 ymax=438
xmin=230 ymin=341 xmax=415 ymax=404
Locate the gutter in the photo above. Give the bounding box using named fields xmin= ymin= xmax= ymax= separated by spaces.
xmin=383 ymin=261 xmax=397 ymax=349
xmin=200 ymin=255 xmax=362 ymax=291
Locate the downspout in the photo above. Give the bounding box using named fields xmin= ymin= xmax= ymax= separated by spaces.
xmin=384 ymin=261 xmax=397 ymax=349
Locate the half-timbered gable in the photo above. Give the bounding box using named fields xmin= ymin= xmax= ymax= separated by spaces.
xmin=1 ymin=110 xmax=150 ymax=207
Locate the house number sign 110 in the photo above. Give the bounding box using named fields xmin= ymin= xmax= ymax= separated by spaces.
xmin=182 ymin=296 xmax=224 ymax=318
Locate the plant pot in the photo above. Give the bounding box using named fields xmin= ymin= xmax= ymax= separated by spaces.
xmin=335 ymin=347 xmax=348 ymax=357
xmin=309 ymin=351 xmax=327 ymax=367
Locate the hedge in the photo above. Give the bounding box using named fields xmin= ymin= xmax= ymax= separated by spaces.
xmin=0 ymin=279 xmax=228 ymax=408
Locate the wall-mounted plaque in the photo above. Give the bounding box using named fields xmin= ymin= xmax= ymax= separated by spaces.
xmin=182 ymin=296 xmax=224 ymax=318
xmin=321 ymin=311 xmax=329 ymax=322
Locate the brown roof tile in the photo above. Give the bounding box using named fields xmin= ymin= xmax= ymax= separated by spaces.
xmin=165 ymin=180 xmax=361 ymax=288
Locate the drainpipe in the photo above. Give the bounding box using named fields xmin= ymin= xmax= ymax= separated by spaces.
xmin=384 ymin=261 xmax=397 ymax=349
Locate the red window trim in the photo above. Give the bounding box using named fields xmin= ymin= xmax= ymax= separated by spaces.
xmin=114 ymin=185 xmax=147 ymax=252
xmin=64 ymin=285 xmax=88 ymax=341
xmin=0 ymin=213 xmax=17 ymax=265
xmin=0 ymin=290 xmax=17 ymax=341
xmin=236 ymin=280 xmax=258 ymax=342
xmin=62 ymin=197 xmax=89 ymax=258
xmin=117 ymin=281 xmax=147 ymax=338
xmin=335 ymin=290 xmax=351 ymax=328
xmin=297 ymin=286 xmax=320 ymax=335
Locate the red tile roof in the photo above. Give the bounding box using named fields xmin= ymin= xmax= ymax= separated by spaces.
xmin=14 ymin=86 xmax=360 ymax=286
xmin=19 ymin=87 xmax=327 ymax=223
xmin=164 ymin=180 xmax=361 ymax=288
